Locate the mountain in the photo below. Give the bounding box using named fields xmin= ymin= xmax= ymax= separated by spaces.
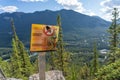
xmin=0 ymin=9 xmax=111 ymax=49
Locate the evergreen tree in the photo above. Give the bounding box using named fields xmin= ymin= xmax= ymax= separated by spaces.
xmin=10 ymin=19 xmax=22 ymax=78
xmin=0 ymin=57 xmax=11 ymax=77
xmin=68 ymin=64 xmax=79 ymax=80
xmin=49 ymin=51 xmax=56 ymax=70
xmin=33 ymin=58 xmax=39 ymax=73
xmin=18 ymin=41 xmax=33 ymax=77
xmin=108 ymin=8 xmax=120 ymax=63
xmin=94 ymin=59 xmax=120 ymax=80
xmin=91 ymin=41 xmax=99 ymax=76
xmin=56 ymin=14 xmax=64 ymax=72
xmin=10 ymin=38 xmax=23 ymax=78
xmin=79 ymin=63 xmax=90 ymax=80
xmin=10 ymin=18 xmax=33 ymax=79
xmin=49 ymin=15 xmax=70 ymax=77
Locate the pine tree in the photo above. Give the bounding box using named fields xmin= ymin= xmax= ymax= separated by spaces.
xmin=56 ymin=14 xmax=64 ymax=72
xmin=49 ymin=51 xmax=56 ymax=70
xmin=91 ymin=41 xmax=99 ymax=76
xmin=10 ymin=18 xmax=33 ymax=79
xmin=0 ymin=57 xmax=11 ymax=77
xmin=49 ymin=15 xmax=70 ymax=77
xmin=108 ymin=8 xmax=120 ymax=63
xmin=68 ymin=64 xmax=79 ymax=80
xmin=46 ymin=15 xmax=70 ymax=78
xmin=10 ymin=19 xmax=22 ymax=78
xmin=18 ymin=41 xmax=33 ymax=77
xmin=33 ymin=58 xmax=39 ymax=73
xmin=80 ymin=63 xmax=90 ymax=80
xmin=94 ymin=59 xmax=120 ymax=80
xmin=10 ymin=39 xmax=23 ymax=78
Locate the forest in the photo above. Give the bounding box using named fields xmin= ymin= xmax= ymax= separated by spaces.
xmin=0 ymin=8 xmax=120 ymax=80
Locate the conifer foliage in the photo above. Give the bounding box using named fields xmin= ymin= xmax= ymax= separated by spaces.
xmin=91 ymin=41 xmax=99 ymax=76
xmin=79 ymin=64 xmax=90 ymax=80
xmin=108 ymin=8 xmax=120 ymax=63
xmin=56 ymin=15 xmax=64 ymax=72
xmin=48 ymin=15 xmax=71 ymax=77
xmin=10 ymin=18 xmax=33 ymax=79
xmin=94 ymin=8 xmax=120 ymax=80
xmin=94 ymin=59 xmax=120 ymax=80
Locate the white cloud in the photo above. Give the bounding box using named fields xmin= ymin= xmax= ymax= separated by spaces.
xmin=56 ymin=0 xmax=96 ymax=16
xmin=84 ymin=10 xmax=96 ymax=16
xmin=56 ymin=0 xmax=85 ymax=12
xmin=0 ymin=6 xmax=18 ymax=13
xmin=100 ymin=0 xmax=120 ymax=21
xmin=20 ymin=0 xmax=46 ymax=2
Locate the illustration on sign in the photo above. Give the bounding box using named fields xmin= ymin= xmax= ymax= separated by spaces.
xmin=30 ymin=24 xmax=59 ymax=52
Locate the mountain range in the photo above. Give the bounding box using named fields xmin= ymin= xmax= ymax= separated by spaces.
xmin=0 ymin=9 xmax=111 ymax=49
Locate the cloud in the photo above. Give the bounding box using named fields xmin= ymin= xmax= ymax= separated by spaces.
xmin=100 ymin=0 xmax=120 ymax=21
xmin=20 ymin=0 xmax=46 ymax=2
xmin=84 ymin=10 xmax=96 ymax=16
xmin=101 ymin=0 xmax=120 ymax=8
xmin=56 ymin=0 xmax=96 ymax=16
xmin=0 ymin=6 xmax=18 ymax=13
xmin=56 ymin=0 xmax=85 ymax=12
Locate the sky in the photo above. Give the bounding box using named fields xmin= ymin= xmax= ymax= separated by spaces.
xmin=0 ymin=0 xmax=120 ymax=21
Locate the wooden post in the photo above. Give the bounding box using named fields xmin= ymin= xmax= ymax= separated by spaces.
xmin=38 ymin=52 xmax=46 ymax=80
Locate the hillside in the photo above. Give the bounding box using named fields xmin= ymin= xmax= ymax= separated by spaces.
xmin=0 ymin=9 xmax=110 ymax=50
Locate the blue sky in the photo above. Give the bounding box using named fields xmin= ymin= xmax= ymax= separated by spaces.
xmin=0 ymin=0 xmax=120 ymax=21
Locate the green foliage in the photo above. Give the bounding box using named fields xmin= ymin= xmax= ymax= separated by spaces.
xmin=56 ymin=15 xmax=71 ymax=77
xmin=49 ymin=50 xmax=71 ymax=77
xmin=46 ymin=15 xmax=71 ymax=79
xmin=62 ymin=52 xmax=71 ymax=76
xmin=91 ymin=41 xmax=99 ymax=76
xmin=94 ymin=59 xmax=120 ymax=80
xmin=48 ymin=51 xmax=56 ymax=70
xmin=56 ymin=14 xmax=64 ymax=71
xmin=108 ymin=8 xmax=119 ymax=49
xmin=10 ymin=18 xmax=33 ymax=79
xmin=114 ymin=48 xmax=120 ymax=60
xmin=0 ymin=57 xmax=11 ymax=77
xmin=33 ymin=57 xmax=39 ymax=73
xmin=79 ymin=64 xmax=91 ymax=80
xmin=108 ymin=8 xmax=120 ymax=63
xmin=18 ymin=41 xmax=33 ymax=77
xmin=67 ymin=64 xmax=79 ymax=80
xmin=10 ymin=38 xmax=23 ymax=78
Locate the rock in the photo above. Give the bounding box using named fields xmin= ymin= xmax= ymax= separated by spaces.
xmin=7 ymin=78 xmax=22 ymax=80
xmin=0 ymin=67 xmax=6 ymax=80
xmin=29 ymin=70 xmax=65 ymax=80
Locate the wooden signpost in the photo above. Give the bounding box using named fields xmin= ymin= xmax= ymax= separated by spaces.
xmin=38 ymin=52 xmax=46 ymax=80
xmin=30 ymin=24 xmax=59 ymax=80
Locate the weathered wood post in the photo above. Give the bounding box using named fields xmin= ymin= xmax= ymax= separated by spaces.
xmin=38 ymin=52 xmax=46 ymax=80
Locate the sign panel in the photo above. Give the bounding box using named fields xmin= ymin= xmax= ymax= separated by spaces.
xmin=30 ymin=24 xmax=59 ymax=52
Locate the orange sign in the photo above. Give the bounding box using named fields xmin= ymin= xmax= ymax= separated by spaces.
xmin=30 ymin=24 xmax=59 ymax=52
